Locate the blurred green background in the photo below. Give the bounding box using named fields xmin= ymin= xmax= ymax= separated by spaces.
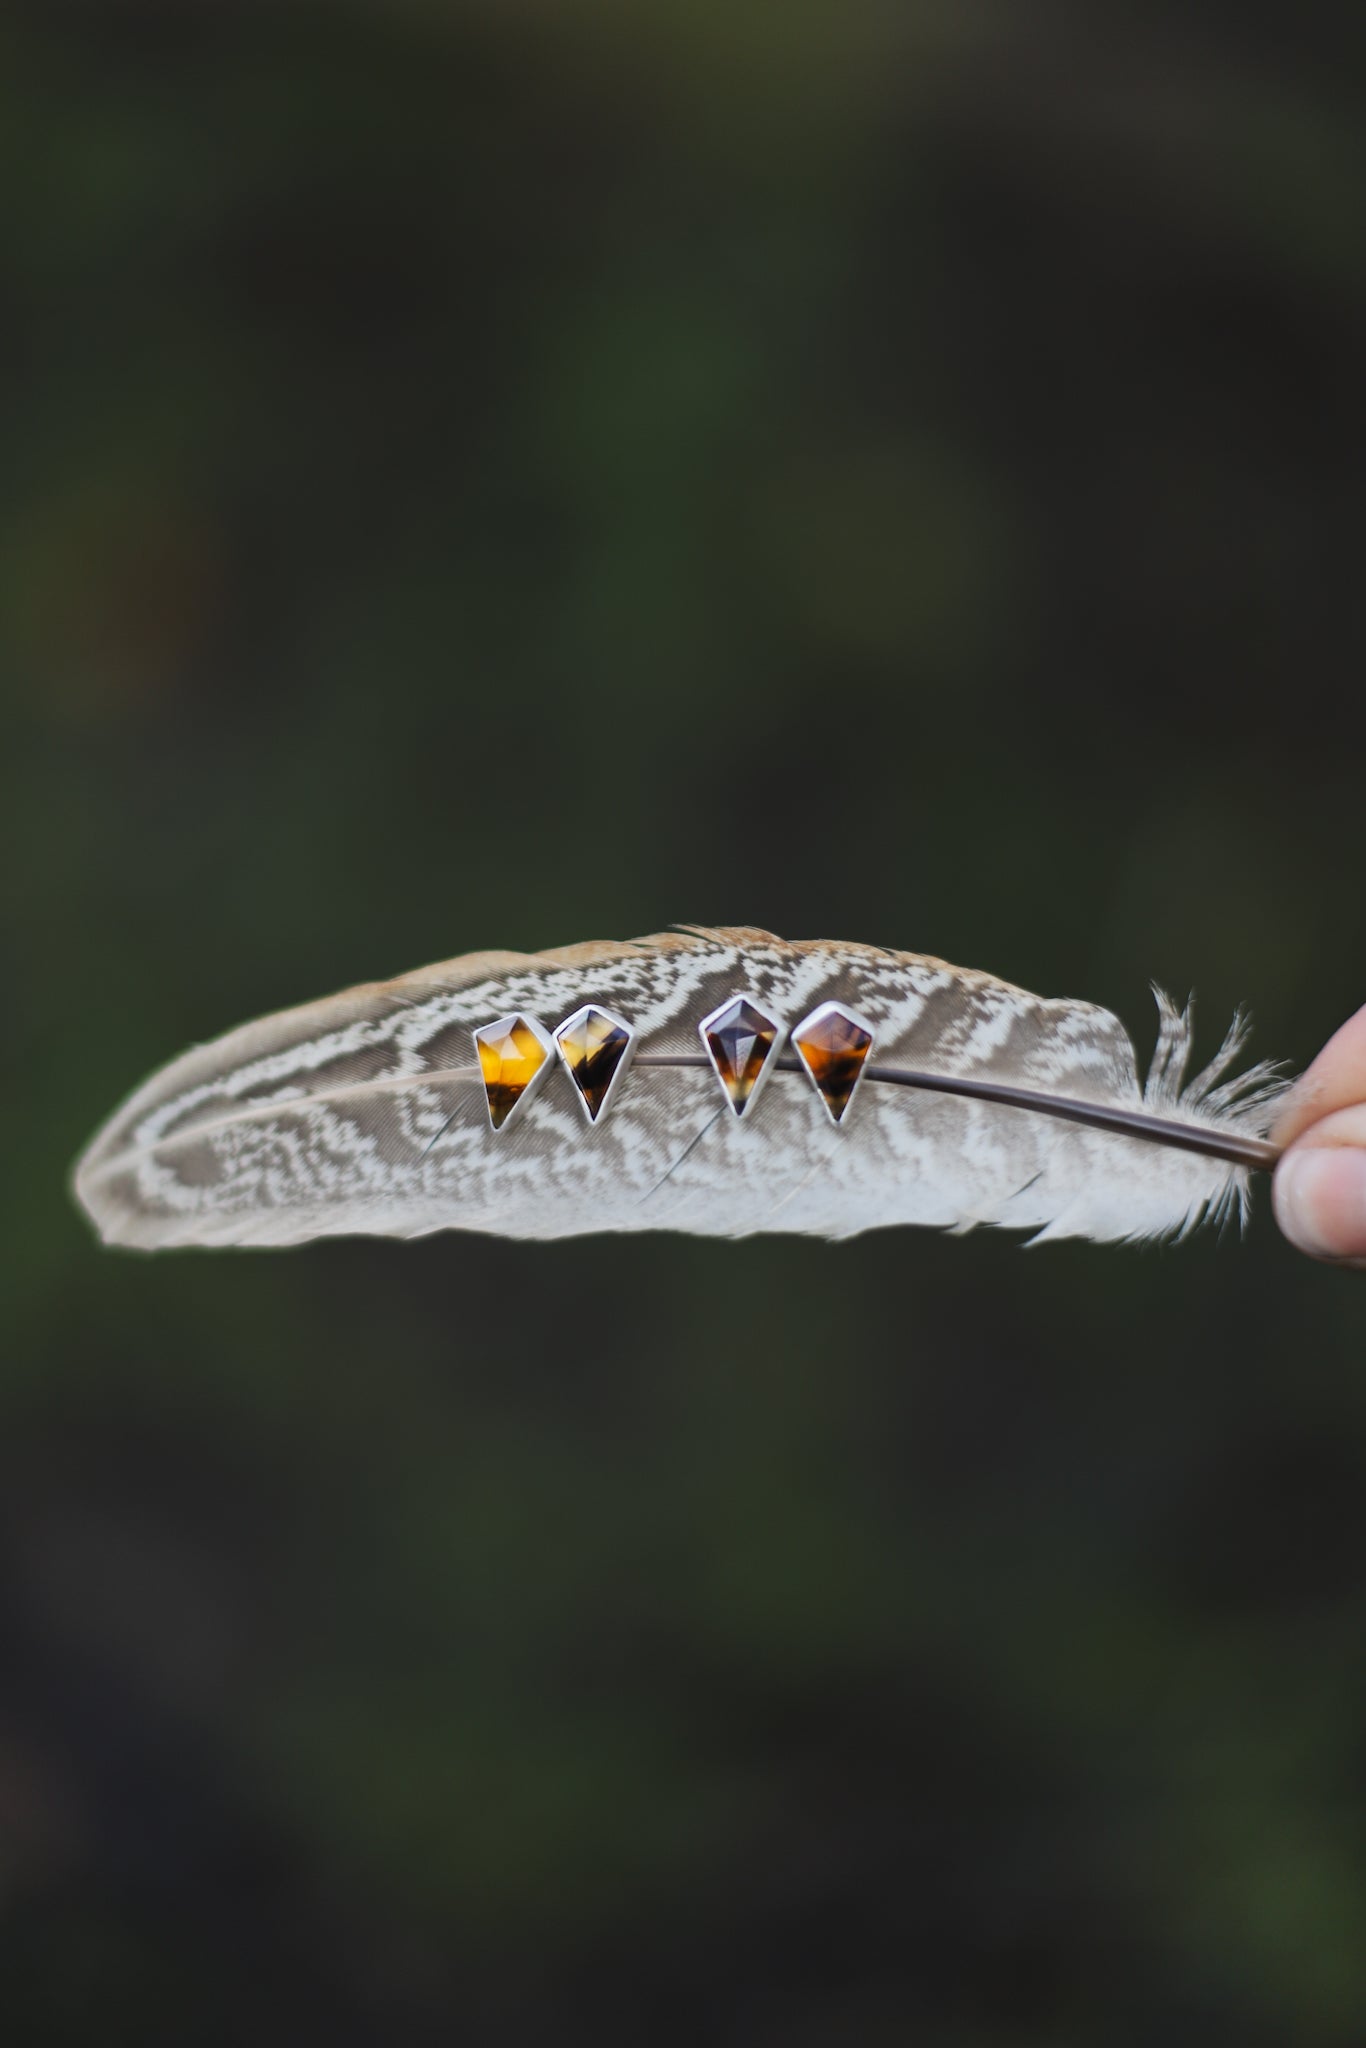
xmin=5 ymin=3 xmax=1366 ymax=2041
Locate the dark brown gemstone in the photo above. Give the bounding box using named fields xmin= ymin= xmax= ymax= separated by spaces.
xmin=700 ymin=996 xmax=780 ymax=1117
xmin=792 ymin=1002 xmax=874 ymax=1124
xmin=555 ymin=1005 xmax=636 ymax=1123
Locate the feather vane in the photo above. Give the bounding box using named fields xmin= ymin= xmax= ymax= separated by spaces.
xmin=72 ymin=927 xmax=1289 ymax=1251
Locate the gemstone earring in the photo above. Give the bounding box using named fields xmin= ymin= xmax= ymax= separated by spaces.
xmin=790 ymin=1001 xmax=875 ymax=1125
xmin=472 ymin=1014 xmax=556 ymax=1133
xmin=554 ymin=1004 xmax=639 ymax=1125
xmin=698 ymin=994 xmax=785 ymax=1119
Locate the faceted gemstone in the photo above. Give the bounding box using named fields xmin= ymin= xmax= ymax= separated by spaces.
xmin=473 ymin=1014 xmax=552 ymax=1131
xmin=555 ymin=1005 xmax=636 ymax=1123
xmin=791 ymin=1002 xmax=874 ymax=1124
xmin=699 ymin=996 xmax=781 ymax=1118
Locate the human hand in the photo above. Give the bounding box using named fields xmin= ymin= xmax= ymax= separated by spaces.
xmin=1272 ymin=1004 xmax=1366 ymax=1265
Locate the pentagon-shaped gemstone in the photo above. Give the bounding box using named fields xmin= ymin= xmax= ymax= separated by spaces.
xmin=791 ymin=1001 xmax=875 ymax=1125
xmin=554 ymin=1004 xmax=637 ymax=1124
xmin=473 ymin=1014 xmax=553 ymax=1132
xmin=699 ymin=995 xmax=783 ymax=1118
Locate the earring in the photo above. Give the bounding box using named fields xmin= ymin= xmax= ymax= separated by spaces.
xmin=698 ymin=994 xmax=784 ymax=1119
xmin=472 ymin=1014 xmax=556 ymax=1133
xmin=790 ymin=1001 xmax=875 ymax=1125
xmin=554 ymin=1004 xmax=639 ymax=1125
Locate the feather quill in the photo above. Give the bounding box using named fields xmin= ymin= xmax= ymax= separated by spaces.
xmin=72 ymin=927 xmax=1288 ymax=1251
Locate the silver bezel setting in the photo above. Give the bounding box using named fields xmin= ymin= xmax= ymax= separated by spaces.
xmin=790 ymin=999 xmax=877 ymax=1126
xmin=553 ymin=1003 xmax=640 ymax=1126
xmin=697 ymin=992 xmax=786 ymax=1121
xmin=472 ymin=1012 xmax=557 ymax=1135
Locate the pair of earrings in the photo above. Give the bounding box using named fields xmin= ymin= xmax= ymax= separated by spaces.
xmin=473 ymin=1005 xmax=637 ymax=1134
xmin=471 ymin=996 xmax=876 ymax=1134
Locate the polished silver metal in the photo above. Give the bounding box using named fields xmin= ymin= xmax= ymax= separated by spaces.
xmin=471 ymin=1013 xmax=556 ymax=1135
xmin=553 ymin=1003 xmax=640 ymax=1126
xmin=790 ymin=999 xmax=877 ymax=1126
xmin=696 ymin=992 xmax=786 ymax=1120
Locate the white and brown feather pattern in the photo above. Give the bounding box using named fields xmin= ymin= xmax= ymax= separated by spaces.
xmin=72 ymin=927 xmax=1288 ymax=1251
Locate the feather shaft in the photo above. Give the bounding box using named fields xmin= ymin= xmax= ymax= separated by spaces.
xmin=636 ymin=1056 xmax=1282 ymax=1170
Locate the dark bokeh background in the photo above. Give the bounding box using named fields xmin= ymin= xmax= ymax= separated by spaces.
xmin=6 ymin=4 xmax=1366 ymax=2041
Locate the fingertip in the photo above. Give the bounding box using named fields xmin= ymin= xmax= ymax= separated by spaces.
xmin=1274 ymin=1145 xmax=1366 ymax=1265
xmin=1274 ymin=1001 xmax=1366 ymax=1150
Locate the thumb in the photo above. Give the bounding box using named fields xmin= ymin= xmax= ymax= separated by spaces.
xmin=1272 ymin=1003 xmax=1366 ymax=1265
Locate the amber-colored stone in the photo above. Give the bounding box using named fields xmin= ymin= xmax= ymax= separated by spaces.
xmin=792 ymin=1002 xmax=874 ymax=1124
xmin=474 ymin=1015 xmax=551 ymax=1131
xmin=700 ymin=996 xmax=780 ymax=1117
xmin=555 ymin=1005 xmax=635 ymax=1123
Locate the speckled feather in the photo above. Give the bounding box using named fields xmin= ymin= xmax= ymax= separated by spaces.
xmin=73 ymin=927 xmax=1287 ymax=1251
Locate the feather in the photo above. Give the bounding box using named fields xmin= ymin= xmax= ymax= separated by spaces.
xmin=72 ymin=926 xmax=1289 ymax=1252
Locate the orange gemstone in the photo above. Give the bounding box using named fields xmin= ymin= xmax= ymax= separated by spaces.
xmin=700 ymin=996 xmax=781 ymax=1117
xmin=791 ymin=1002 xmax=874 ymax=1124
xmin=473 ymin=1014 xmax=552 ymax=1131
xmin=554 ymin=1005 xmax=636 ymax=1123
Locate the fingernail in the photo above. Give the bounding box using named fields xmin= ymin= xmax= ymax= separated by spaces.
xmin=1274 ymin=1148 xmax=1366 ymax=1262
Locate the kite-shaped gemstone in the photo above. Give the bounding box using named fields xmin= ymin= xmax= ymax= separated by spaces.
xmin=791 ymin=1001 xmax=875 ymax=1125
xmin=698 ymin=995 xmax=784 ymax=1119
xmin=473 ymin=1014 xmax=554 ymax=1132
xmin=554 ymin=1004 xmax=638 ymax=1124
